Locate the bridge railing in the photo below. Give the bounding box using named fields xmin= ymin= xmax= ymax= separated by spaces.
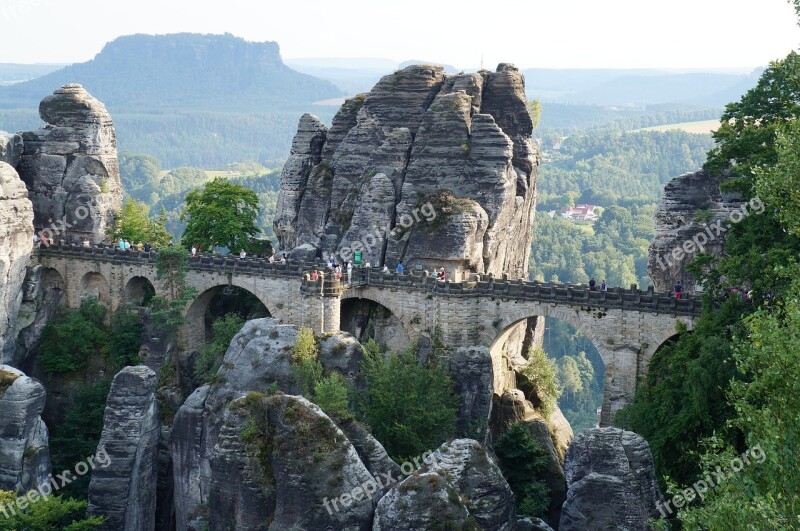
xmin=39 ymin=245 xmax=702 ymax=317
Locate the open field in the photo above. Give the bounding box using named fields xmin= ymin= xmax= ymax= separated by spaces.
xmin=635 ymin=119 xmax=720 ymax=134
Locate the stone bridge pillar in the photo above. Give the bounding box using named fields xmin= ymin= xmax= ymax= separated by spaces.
xmin=300 ymin=274 xmax=342 ymax=335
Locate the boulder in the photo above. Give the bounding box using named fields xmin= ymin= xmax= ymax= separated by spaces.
xmin=209 ymin=394 xmax=375 ymax=531
xmin=0 ymin=365 xmax=50 ymax=493
xmin=0 ymin=163 xmax=34 ymax=363
xmin=373 ymin=471 xmax=477 ymax=530
xmin=170 ymin=319 xmax=367 ymax=530
xmin=560 ymin=427 xmax=663 ymax=531
xmin=17 ymin=84 xmax=122 ymax=243
xmin=426 ymin=439 xmax=516 ymax=530
xmin=87 ymin=366 xmax=160 ymax=531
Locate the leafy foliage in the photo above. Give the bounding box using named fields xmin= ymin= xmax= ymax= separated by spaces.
xmin=704 ymin=51 xmax=800 ymax=184
xmin=518 ymin=347 xmax=561 ymax=417
xmin=39 ymin=300 xmax=108 ymax=374
xmin=360 ymin=339 xmax=458 ymax=460
xmin=180 ymin=177 xmax=261 ymax=253
xmin=290 ymin=328 xmax=325 ymax=398
xmin=108 ymin=198 xmax=173 ymax=247
xmin=48 ymin=380 xmax=112 ymax=500
xmin=675 ymin=271 xmax=800 ymax=529
xmin=195 ymin=313 xmax=245 ymax=382
xmin=494 ymin=423 xmax=552 ymax=518
xmin=314 ymin=373 xmax=353 ymax=420
xmin=0 ymin=490 xmax=104 ymax=530
xmin=108 ymin=308 xmax=144 ymax=370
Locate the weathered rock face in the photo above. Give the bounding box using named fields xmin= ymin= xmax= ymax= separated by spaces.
xmin=17 ymin=84 xmax=122 ymax=243
xmin=170 ymin=318 xmax=367 ymax=530
xmin=0 ymin=132 xmax=22 ymax=167
xmin=0 ymin=365 xmax=50 ymax=493
xmin=275 ymin=63 xmax=539 ymax=278
xmin=493 ymin=389 xmax=570 ymax=527
xmin=560 ymin=427 xmax=662 ymax=531
xmin=87 ymin=366 xmax=160 ymax=531
xmin=0 ymin=162 xmax=34 ymax=364
xmin=373 ymin=472 xmax=476 ymax=531
xmin=6 ymin=265 xmax=65 ymax=369
xmin=648 ymin=170 xmax=747 ymax=292
xmin=449 ymin=346 xmax=494 ymax=441
xmin=210 ymin=394 xmax=376 ymax=531
xmin=425 ymin=439 xmax=516 ymax=530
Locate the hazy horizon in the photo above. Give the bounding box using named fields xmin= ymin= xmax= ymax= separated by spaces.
xmin=0 ymin=0 xmax=798 ymax=69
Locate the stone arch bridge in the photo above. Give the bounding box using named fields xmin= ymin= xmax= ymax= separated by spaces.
xmin=37 ymin=244 xmax=701 ymax=423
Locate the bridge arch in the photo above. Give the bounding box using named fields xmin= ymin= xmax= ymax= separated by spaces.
xmin=124 ymin=276 xmax=156 ymax=307
xmin=79 ymin=271 xmax=110 ymax=307
xmin=340 ymin=293 xmax=413 ymax=353
xmin=183 ymin=283 xmax=273 ymax=352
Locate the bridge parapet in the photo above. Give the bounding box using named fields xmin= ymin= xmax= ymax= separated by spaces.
xmin=38 ymin=245 xmax=703 ymax=318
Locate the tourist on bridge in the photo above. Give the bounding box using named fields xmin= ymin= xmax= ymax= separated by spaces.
xmin=347 ymin=261 xmax=353 ymax=282
xmin=674 ymin=280 xmax=683 ymax=299
xmin=239 ymin=249 xmax=247 ymax=259
xmin=268 ymin=254 xmax=275 ymax=264
xmin=191 ymin=245 xmax=197 ymax=257
xmin=119 ymin=238 xmax=125 ymax=250
xmin=438 ymin=267 xmax=446 ymax=281
xmin=280 ymin=254 xmax=287 ymax=265
xmin=310 ymin=269 xmax=319 ymax=281
xmin=82 ymin=238 xmax=91 ymax=248
xmin=600 ymin=280 xmax=607 ymax=292
xmin=396 ymin=262 xmax=404 ymax=274
xmin=382 ymin=264 xmax=389 ymax=273
xmin=589 ymin=277 xmax=597 ymax=291
xmin=144 ymin=242 xmax=152 ymax=252
xmin=124 ymin=240 xmax=131 ymax=251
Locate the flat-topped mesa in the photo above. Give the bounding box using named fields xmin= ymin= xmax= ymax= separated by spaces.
xmin=17 ymin=84 xmax=123 ymax=243
xmin=274 ymin=63 xmax=539 ymax=278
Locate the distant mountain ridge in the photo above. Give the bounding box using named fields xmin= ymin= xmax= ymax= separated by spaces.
xmin=0 ymin=33 xmax=344 ymax=112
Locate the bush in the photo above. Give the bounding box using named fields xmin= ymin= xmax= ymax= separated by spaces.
xmin=519 ymin=347 xmax=561 ymax=417
xmin=108 ymin=308 xmax=144 ymax=370
xmin=40 ymin=299 xmax=108 ymax=374
xmin=195 ymin=313 xmax=245 ymax=382
xmin=290 ymin=328 xmax=323 ymax=396
xmin=360 ymin=340 xmax=458 ymax=461
xmin=494 ymin=422 xmax=552 ymax=518
xmin=314 ymin=373 xmax=353 ymax=420
xmin=0 ymin=490 xmax=104 ymax=530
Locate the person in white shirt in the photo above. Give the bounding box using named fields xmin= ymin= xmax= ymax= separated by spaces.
xmin=239 ymin=249 xmax=247 ymax=259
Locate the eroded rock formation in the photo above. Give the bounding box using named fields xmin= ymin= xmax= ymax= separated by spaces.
xmin=0 ymin=365 xmax=50 ymax=493
xmin=170 ymin=318 xmax=366 ymax=530
xmin=17 ymin=84 xmax=122 ymax=243
xmin=275 ymin=63 xmax=538 ymax=278
xmin=0 ymin=132 xmax=22 ymax=167
xmin=648 ymin=170 xmax=746 ymax=292
xmin=0 ymin=162 xmax=34 ymax=363
xmin=87 ymin=365 xmax=160 ymax=531
xmin=560 ymin=427 xmax=662 ymax=531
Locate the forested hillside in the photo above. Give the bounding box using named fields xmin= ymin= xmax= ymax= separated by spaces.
xmin=0 ymin=33 xmax=342 ymax=167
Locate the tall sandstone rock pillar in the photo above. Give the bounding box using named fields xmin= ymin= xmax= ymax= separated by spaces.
xmin=17 ymin=84 xmax=122 ymax=244
xmin=274 ymin=63 xmax=539 ymax=278
xmin=0 ymin=162 xmax=34 ymax=362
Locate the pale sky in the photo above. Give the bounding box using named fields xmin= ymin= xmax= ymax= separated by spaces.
xmin=0 ymin=0 xmax=798 ymax=69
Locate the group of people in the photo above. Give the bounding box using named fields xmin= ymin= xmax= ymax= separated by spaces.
xmin=118 ymin=239 xmax=153 ymax=252
xmin=588 ymin=277 xmax=608 ymax=292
